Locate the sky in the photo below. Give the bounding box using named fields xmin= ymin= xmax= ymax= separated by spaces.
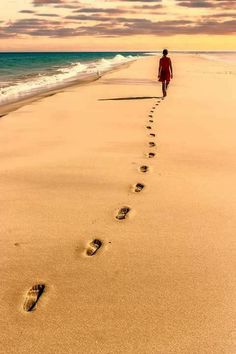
xmin=0 ymin=0 xmax=235 ymax=51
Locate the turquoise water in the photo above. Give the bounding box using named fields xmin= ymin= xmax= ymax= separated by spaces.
xmin=0 ymin=51 xmax=143 ymax=106
xmin=0 ymin=51 xmax=144 ymax=83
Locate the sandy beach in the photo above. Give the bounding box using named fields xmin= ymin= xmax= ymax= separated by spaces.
xmin=0 ymin=54 xmax=236 ymax=353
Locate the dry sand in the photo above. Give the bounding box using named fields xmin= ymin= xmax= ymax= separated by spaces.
xmin=0 ymin=54 xmax=236 ymax=354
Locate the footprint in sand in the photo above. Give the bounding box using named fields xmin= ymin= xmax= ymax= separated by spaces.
xmin=149 ymin=115 xmax=153 ymax=118
xmin=86 ymin=239 xmax=102 ymax=256
xmin=116 ymin=207 xmax=130 ymax=220
xmin=149 ymin=119 xmax=153 ymax=123
xmin=149 ymin=142 xmax=156 ymax=147
xmin=150 ymin=110 xmax=154 ymax=113
xmin=23 ymin=284 xmax=45 ymax=312
xmin=140 ymin=165 xmax=149 ymax=173
xmin=146 ymin=126 xmax=152 ymax=130
xmin=150 ymin=133 xmax=156 ymax=137
xmin=148 ymin=152 xmax=156 ymax=158
xmin=134 ymin=183 xmax=145 ymax=193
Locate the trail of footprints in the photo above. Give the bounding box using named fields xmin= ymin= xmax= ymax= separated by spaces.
xmin=22 ymin=98 xmax=162 ymax=313
xmin=118 ymin=98 xmax=161 ymax=208
xmin=115 ymin=98 xmax=161 ymax=224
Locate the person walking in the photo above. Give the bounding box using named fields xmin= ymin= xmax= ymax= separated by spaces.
xmin=158 ymin=49 xmax=173 ymax=97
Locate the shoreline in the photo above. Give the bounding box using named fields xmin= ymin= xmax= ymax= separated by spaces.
xmin=0 ymin=57 xmax=137 ymax=116
xmin=0 ymin=54 xmax=236 ymax=353
xmin=0 ymin=74 xmax=100 ymax=117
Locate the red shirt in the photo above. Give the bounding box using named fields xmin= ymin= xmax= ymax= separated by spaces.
xmin=159 ymin=56 xmax=171 ymax=82
xmin=160 ymin=56 xmax=171 ymax=70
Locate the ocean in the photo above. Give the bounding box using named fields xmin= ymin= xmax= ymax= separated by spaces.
xmin=0 ymin=51 xmax=144 ymax=106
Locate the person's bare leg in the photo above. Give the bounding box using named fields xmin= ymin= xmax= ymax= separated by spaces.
xmin=162 ymin=82 xmax=166 ymax=97
xmin=166 ymin=81 xmax=170 ymax=91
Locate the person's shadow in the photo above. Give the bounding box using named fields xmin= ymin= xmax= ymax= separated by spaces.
xmin=99 ymin=96 xmax=162 ymax=101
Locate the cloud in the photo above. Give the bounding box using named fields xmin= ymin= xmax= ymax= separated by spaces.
xmin=36 ymin=13 xmax=60 ymax=17
xmin=73 ymin=7 xmax=129 ymax=14
xmin=176 ymin=1 xmax=215 ymax=7
xmin=66 ymin=14 xmax=113 ymax=22
xmin=0 ymin=29 xmax=15 ymax=38
xmin=210 ymin=12 xmax=236 ymax=18
xmin=30 ymin=27 xmax=80 ymax=36
xmin=0 ymin=0 xmax=235 ymax=40
xmin=19 ymin=10 xmax=36 ymax=13
xmin=133 ymin=4 xmax=162 ymax=9
xmin=1 ymin=15 xmax=235 ymax=38
xmin=176 ymin=0 xmax=236 ymax=9
xmin=53 ymin=2 xmax=81 ymax=9
xmin=33 ymin=0 xmax=67 ymax=6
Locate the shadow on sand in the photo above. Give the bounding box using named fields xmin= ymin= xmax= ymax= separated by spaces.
xmin=99 ymin=96 xmax=162 ymax=101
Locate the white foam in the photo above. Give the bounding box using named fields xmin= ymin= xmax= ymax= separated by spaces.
xmin=0 ymin=54 xmax=138 ymax=106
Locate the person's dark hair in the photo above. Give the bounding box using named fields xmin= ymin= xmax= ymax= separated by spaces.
xmin=163 ymin=49 xmax=168 ymax=56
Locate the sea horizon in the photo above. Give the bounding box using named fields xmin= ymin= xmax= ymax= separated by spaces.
xmin=0 ymin=49 xmax=236 ymax=53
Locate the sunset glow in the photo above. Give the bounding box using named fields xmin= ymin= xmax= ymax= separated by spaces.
xmin=0 ymin=0 xmax=235 ymax=51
